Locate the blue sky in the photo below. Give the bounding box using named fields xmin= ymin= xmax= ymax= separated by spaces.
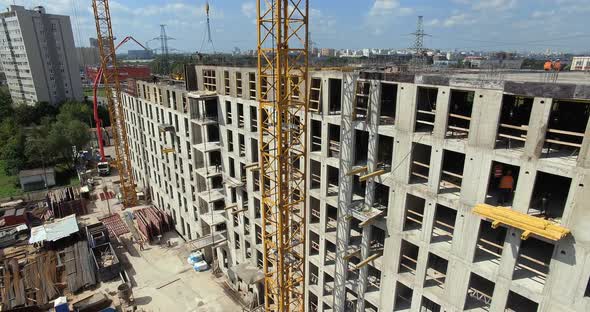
xmin=4 ymin=0 xmax=590 ymax=53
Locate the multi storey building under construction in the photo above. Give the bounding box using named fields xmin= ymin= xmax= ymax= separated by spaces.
xmin=122 ymin=66 xmax=590 ymax=312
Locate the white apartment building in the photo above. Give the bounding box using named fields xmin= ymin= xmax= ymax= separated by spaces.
xmin=122 ymin=66 xmax=590 ymax=312
xmin=0 ymin=5 xmax=82 ymax=105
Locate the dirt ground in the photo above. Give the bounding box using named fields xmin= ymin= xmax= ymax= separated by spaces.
xmin=77 ymin=148 xmax=241 ymax=312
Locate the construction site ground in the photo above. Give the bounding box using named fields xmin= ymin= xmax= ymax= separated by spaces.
xmin=76 ymin=149 xmax=240 ymax=312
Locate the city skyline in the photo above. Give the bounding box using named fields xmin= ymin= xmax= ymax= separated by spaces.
xmin=1 ymin=0 xmax=589 ymax=54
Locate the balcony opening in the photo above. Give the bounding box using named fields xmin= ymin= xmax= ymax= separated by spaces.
xmin=431 ymin=204 xmax=456 ymax=245
xmin=309 ymin=231 xmax=320 ymax=256
xmin=393 ymin=282 xmax=413 ymax=311
xmin=311 ymin=120 xmax=322 ymax=152
xmin=310 ymin=197 xmax=320 ymax=224
xmin=309 ymin=77 xmax=322 ymax=112
xmin=378 ymin=134 xmax=394 ymax=171
xmin=415 ymin=87 xmax=438 ymax=132
xmin=496 ymin=95 xmax=533 ymax=150
xmin=373 ymin=182 xmax=389 ymax=211
xmin=309 ymin=263 xmax=319 ymax=286
xmin=439 ymin=150 xmax=465 ymax=195
xmin=403 ymin=194 xmax=425 ymax=232
xmin=399 ymin=240 xmax=419 ymax=275
xmin=505 ymin=291 xmax=538 ymax=312
xmin=326 ymin=204 xmax=337 ymax=233
xmin=421 ymin=296 xmax=441 ymax=312
xmin=446 ymin=90 xmax=474 ymax=139
xmin=224 ymin=70 xmax=230 ymax=95
xmin=209 ymin=151 xmax=221 ymax=169
xmin=211 ymin=175 xmax=223 ymax=189
xmin=253 ymin=170 xmax=260 ymax=193
xmin=239 ymin=134 xmax=246 ymax=157
xmin=513 ymin=237 xmax=554 ymax=289
xmin=410 ymin=143 xmax=432 ymax=184
xmin=474 ymin=220 xmax=506 ymax=266
xmin=207 ymin=124 xmax=220 ymax=142
xmin=528 ymin=171 xmax=571 ymax=222
xmin=543 ymin=99 xmax=590 ymax=159
xmin=308 ymin=294 xmax=318 ymax=312
xmin=254 ymin=197 xmax=261 ymax=219
xmin=352 ymin=175 xmax=367 ymax=203
xmin=366 ymin=301 xmax=378 ymax=312
xmin=585 ymin=278 xmax=590 ymax=297
xmin=371 ymin=226 xmax=386 ymax=252
xmin=249 ymin=72 xmax=256 ymax=100
xmin=485 ymin=161 xmax=520 ymax=207
xmin=236 ymin=72 xmax=243 ymax=97
xmin=328 ymin=124 xmax=341 ymax=158
xmin=464 ymin=273 xmax=494 ymax=311
xmin=424 ymin=253 xmax=448 ymax=289
xmin=228 ymin=157 xmax=235 ymax=178
xmin=324 ymin=273 xmax=335 ymax=296
xmin=354 ymin=130 xmax=370 ymax=166
xmin=328 ymin=78 xmax=342 ymax=114
xmin=225 ymin=101 xmax=232 ymax=125
xmin=255 ymin=225 xmax=262 ymax=245
xmin=354 ymin=81 xmax=370 ymax=120
xmin=310 ymin=160 xmax=321 ymax=190
xmin=250 ymin=106 xmax=258 ymax=132
xmin=250 ymin=138 xmax=258 ymax=162
xmin=227 ymin=130 xmax=234 ymax=152
xmin=325 ymin=241 xmax=336 ymax=265
xmin=237 ymin=103 xmax=244 ymax=128
xmin=380 ymin=83 xmax=397 ymax=125
xmin=203 ymin=69 xmax=216 ymax=91
xmin=327 ymin=165 xmax=339 ymax=197
xmin=240 ymin=163 xmax=246 ymax=184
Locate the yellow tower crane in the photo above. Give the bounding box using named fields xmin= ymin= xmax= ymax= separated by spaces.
xmin=257 ymin=0 xmax=309 ymax=311
xmin=91 ymin=0 xmax=137 ymax=207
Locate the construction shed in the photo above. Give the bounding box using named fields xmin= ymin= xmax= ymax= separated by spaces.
xmin=18 ymin=168 xmax=56 ymax=192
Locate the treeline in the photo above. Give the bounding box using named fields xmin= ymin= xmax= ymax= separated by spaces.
xmin=0 ymin=88 xmax=93 ymax=175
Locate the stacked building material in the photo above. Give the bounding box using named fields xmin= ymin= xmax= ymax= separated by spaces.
xmin=0 ymin=250 xmax=59 ymax=309
xmin=46 ymin=188 xmax=88 ymax=218
xmin=61 ymin=241 xmax=97 ymax=293
xmin=99 ymin=214 xmax=130 ymax=238
xmin=134 ymin=207 xmax=173 ymax=241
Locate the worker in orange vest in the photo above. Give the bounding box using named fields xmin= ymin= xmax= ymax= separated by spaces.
xmin=553 ymin=59 xmax=562 ymax=72
xmin=543 ymin=59 xmax=552 ymax=71
xmin=498 ymin=170 xmax=514 ymax=205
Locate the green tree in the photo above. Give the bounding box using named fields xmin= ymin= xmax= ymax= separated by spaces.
xmin=47 ymin=119 xmax=90 ymax=171
xmin=24 ymin=118 xmax=55 ymax=169
xmin=0 ymin=119 xmax=25 ymax=175
xmin=57 ymin=101 xmax=92 ymax=125
xmin=0 ymin=87 xmax=13 ymax=121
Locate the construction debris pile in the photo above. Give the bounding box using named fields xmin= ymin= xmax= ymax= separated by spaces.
xmin=0 ymin=249 xmax=59 ymax=309
xmin=61 ymin=241 xmax=97 ymax=293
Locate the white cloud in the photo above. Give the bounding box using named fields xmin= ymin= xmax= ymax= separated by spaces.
xmin=241 ymin=2 xmax=256 ymax=19
xmin=531 ymin=10 xmax=556 ymax=18
xmin=442 ymin=14 xmax=476 ymax=27
xmin=473 ymin=0 xmax=516 ymax=10
xmin=368 ymin=0 xmax=412 ymax=17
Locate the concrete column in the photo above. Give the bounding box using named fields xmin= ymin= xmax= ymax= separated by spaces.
xmin=396 ymin=84 xmax=418 ymax=133
xmin=511 ymin=163 xmax=537 ymax=214
xmin=523 ymin=98 xmax=553 ymax=158
xmin=379 ymin=235 xmax=402 ymax=311
xmin=356 ymin=80 xmax=381 ymax=312
xmin=576 ymin=115 xmax=590 ymax=168
xmin=432 ymin=87 xmax=451 ymax=139
xmin=333 ymin=72 xmax=358 ymax=312
xmin=468 ymin=90 xmax=503 ymax=149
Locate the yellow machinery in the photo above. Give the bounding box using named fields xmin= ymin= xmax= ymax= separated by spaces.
xmin=92 ymin=0 xmax=137 ymax=207
xmin=473 ymin=204 xmax=570 ymax=241
xmin=257 ymin=0 xmax=308 ymax=311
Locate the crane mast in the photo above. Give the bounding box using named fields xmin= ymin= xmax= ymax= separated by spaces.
xmin=257 ymin=0 xmax=309 ymax=311
xmin=92 ymin=0 xmax=137 ymax=207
